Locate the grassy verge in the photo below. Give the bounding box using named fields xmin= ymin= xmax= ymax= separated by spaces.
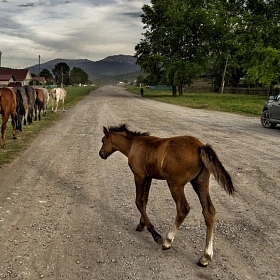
xmin=126 ymin=86 xmax=268 ymax=116
xmin=0 ymin=86 xmax=97 ymax=166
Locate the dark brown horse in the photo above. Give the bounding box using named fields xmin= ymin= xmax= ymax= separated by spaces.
xmin=0 ymin=87 xmax=17 ymax=148
xmin=99 ymin=124 xmax=235 ymax=267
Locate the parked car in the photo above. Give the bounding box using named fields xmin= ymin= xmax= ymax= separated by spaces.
xmin=261 ymin=94 xmax=280 ymax=128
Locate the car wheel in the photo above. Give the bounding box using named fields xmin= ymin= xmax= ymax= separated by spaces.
xmin=261 ymin=110 xmax=277 ymax=128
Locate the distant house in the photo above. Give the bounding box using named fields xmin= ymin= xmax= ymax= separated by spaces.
xmin=0 ymin=74 xmax=16 ymax=86
xmin=46 ymin=77 xmax=56 ymax=85
xmin=0 ymin=68 xmax=32 ymax=86
xmin=32 ymin=76 xmax=47 ymax=86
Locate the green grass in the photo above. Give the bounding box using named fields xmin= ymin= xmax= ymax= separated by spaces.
xmin=0 ymin=86 xmax=97 ymax=166
xmin=126 ymin=86 xmax=268 ymax=116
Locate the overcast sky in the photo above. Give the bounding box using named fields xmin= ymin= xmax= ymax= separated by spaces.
xmin=0 ymin=0 xmax=150 ymax=68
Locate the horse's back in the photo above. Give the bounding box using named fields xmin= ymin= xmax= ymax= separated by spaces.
xmin=42 ymin=88 xmax=49 ymax=102
xmin=130 ymin=135 xmax=204 ymax=181
xmin=62 ymin=88 xmax=67 ymax=98
xmin=15 ymin=87 xmax=28 ymax=108
xmin=137 ymin=135 xmax=203 ymax=156
xmin=35 ymin=89 xmax=44 ymax=103
xmin=50 ymin=88 xmax=66 ymax=100
xmin=164 ymin=136 xmax=204 ymax=174
xmin=57 ymin=88 xmax=67 ymax=100
xmin=23 ymin=85 xmax=36 ymax=105
xmin=0 ymin=87 xmax=16 ymax=113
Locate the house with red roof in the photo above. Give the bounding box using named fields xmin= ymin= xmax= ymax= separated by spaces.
xmin=0 ymin=68 xmax=32 ymax=86
xmin=32 ymin=76 xmax=47 ymax=86
xmin=0 ymin=74 xmax=16 ymax=86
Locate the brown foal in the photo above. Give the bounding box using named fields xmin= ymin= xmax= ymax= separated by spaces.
xmin=99 ymin=124 xmax=235 ymax=266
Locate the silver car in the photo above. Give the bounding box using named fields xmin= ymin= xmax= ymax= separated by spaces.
xmin=261 ymin=94 xmax=280 ymax=128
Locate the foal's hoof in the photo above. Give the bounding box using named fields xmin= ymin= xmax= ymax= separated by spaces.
xmin=162 ymin=236 xmax=174 ymax=250
xmin=155 ymin=235 xmax=163 ymax=245
xmin=197 ymin=255 xmax=212 ymax=267
xmin=162 ymin=244 xmax=171 ymax=250
xmin=197 ymin=262 xmax=208 ymax=267
xmin=136 ymin=222 xmax=145 ymax=232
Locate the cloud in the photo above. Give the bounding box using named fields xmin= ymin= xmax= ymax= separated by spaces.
xmin=0 ymin=0 xmax=150 ymax=68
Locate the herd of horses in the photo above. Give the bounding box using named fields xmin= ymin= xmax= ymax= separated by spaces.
xmin=0 ymin=85 xmax=67 ymax=148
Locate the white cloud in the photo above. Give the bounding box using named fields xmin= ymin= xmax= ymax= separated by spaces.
xmin=0 ymin=0 xmax=150 ymax=68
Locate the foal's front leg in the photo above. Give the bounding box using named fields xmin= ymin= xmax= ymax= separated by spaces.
xmin=135 ymin=177 xmax=151 ymax=232
xmin=134 ymin=175 xmax=163 ymax=244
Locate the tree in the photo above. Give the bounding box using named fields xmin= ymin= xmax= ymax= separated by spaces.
xmin=136 ymin=74 xmax=146 ymax=86
xmin=39 ymin=68 xmax=53 ymax=78
xmin=52 ymin=62 xmax=70 ymax=86
xmin=136 ymin=0 xmax=280 ymax=92
xmin=245 ymin=46 xmax=280 ymax=86
xmin=208 ymin=0 xmax=280 ymax=89
xmin=135 ymin=0 xmax=220 ymax=95
xmin=237 ymin=0 xmax=280 ymax=88
xmin=70 ymin=67 xmax=89 ymax=85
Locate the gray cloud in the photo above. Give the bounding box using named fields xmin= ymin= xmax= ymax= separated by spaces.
xmin=0 ymin=0 xmax=150 ymax=68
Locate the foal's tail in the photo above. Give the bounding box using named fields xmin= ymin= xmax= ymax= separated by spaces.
xmin=200 ymin=144 xmax=235 ymax=195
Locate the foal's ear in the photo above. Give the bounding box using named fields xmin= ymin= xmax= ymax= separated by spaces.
xmin=103 ymin=126 xmax=109 ymax=136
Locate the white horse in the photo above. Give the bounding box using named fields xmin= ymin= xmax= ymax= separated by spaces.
xmin=50 ymin=88 xmax=67 ymax=113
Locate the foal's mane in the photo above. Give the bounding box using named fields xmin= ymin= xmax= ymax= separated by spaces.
xmin=107 ymin=124 xmax=150 ymax=137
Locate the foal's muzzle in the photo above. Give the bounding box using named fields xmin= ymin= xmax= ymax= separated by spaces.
xmin=99 ymin=150 xmax=107 ymax=159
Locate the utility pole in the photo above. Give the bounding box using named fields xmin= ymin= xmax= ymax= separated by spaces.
xmin=221 ymin=54 xmax=228 ymax=94
xmin=61 ymin=66 xmax=64 ymax=87
xmin=38 ymin=55 xmax=41 ymax=75
xmin=0 ymin=51 xmax=3 ymax=68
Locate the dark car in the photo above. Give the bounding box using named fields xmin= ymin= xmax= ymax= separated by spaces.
xmin=261 ymin=94 xmax=280 ymax=128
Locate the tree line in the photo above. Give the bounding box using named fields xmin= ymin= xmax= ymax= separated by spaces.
xmin=135 ymin=0 xmax=280 ymax=94
xmin=35 ymin=62 xmax=89 ymax=86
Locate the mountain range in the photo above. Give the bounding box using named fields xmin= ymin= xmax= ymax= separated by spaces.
xmin=27 ymin=54 xmax=142 ymax=85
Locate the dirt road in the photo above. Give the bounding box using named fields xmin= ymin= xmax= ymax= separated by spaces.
xmin=0 ymin=86 xmax=279 ymax=279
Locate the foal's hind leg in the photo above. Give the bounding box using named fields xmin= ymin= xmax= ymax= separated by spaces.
xmin=134 ymin=176 xmax=163 ymax=244
xmin=191 ymin=169 xmax=216 ymax=267
xmin=163 ymin=183 xmax=190 ymax=250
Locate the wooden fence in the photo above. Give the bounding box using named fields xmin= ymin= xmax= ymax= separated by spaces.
xmin=221 ymin=87 xmax=280 ymax=96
